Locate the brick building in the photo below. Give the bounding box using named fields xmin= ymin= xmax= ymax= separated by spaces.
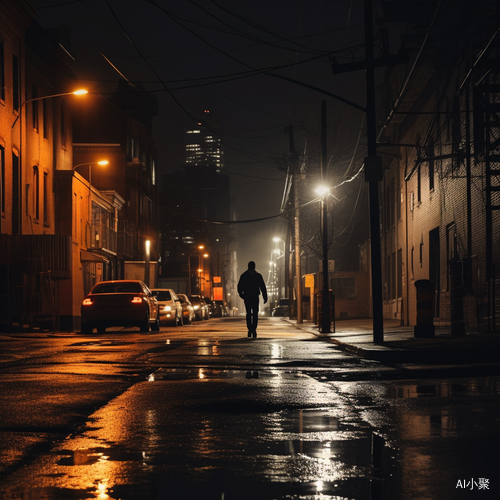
xmin=0 ymin=0 xmax=85 ymax=330
xmin=0 ymin=3 xmax=156 ymax=331
xmin=378 ymin=0 xmax=500 ymax=333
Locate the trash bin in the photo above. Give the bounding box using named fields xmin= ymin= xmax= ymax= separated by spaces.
xmin=414 ymin=279 xmax=435 ymax=338
xmin=316 ymin=290 xmax=335 ymax=333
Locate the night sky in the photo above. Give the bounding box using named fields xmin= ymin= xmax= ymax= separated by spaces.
xmin=30 ymin=0 xmax=382 ymax=274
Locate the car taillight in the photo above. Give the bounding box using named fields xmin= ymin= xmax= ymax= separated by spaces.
xmin=82 ymin=298 xmax=93 ymax=306
xmin=131 ymin=296 xmax=143 ymax=304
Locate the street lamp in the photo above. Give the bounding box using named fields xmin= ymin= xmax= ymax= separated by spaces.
xmin=199 ymin=252 xmax=209 ymax=295
xmin=72 ymin=160 xmax=109 ymax=247
xmin=11 ymin=88 xmax=88 ymax=129
xmin=271 ymin=248 xmax=283 ymax=306
xmin=315 ymin=185 xmax=332 ymax=334
xmin=273 ymin=237 xmax=286 ymax=302
xmin=188 ymin=245 xmax=208 ymax=295
xmin=144 ymin=240 xmax=151 ymax=286
xmin=9 ymin=88 xmax=88 ymax=234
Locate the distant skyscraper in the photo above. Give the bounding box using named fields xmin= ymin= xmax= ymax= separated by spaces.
xmin=185 ymin=114 xmax=224 ymax=172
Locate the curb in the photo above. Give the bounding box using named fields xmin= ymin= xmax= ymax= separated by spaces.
xmin=329 ymin=338 xmax=500 ymax=364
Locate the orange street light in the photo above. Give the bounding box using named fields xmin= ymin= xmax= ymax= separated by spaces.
xmin=9 ymin=88 xmax=88 ymax=234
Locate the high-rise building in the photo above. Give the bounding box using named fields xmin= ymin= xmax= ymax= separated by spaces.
xmin=185 ymin=116 xmax=224 ymax=172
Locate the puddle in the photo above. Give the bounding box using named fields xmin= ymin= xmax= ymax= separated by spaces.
xmin=388 ymin=377 xmax=500 ymax=399
xmin=70 ymin=341 xmax=133 ymax=347
xmin=149 ymin=368 xmax=281 ymax=381
xmin=0 ymin=400 xmax=400 ymax=500
xmin=56 ymin=446 xmax=143 ymax=466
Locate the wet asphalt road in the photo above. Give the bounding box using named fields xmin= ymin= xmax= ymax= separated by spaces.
xmin=0 ymin=317 xmax=498 ymax=499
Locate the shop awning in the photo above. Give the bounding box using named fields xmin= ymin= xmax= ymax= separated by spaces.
xmin=80 ymin=250 xmax=109 ymax=263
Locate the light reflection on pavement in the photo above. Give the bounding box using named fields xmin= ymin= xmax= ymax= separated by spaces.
xmin=0 ymin=370 xmax=395 ymax=500
xmin=0 ymin=318 xmax=498 ymax=499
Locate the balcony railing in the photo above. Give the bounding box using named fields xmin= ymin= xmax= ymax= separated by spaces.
xmin=117 ymin=220 xmax=137 ymax=258
xmin=89 ymin=223 xmax=117 ymax=255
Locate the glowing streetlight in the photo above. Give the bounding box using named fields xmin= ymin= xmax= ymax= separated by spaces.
xmin=11 ymin=88 xmax=88 ymax=129
xmin=315 ymin=185 xmax=330 ymax=197
xmin=188 ymin=245 xmax=208 ymax=296
xmin=9 ymin=88 xmax=88 ymax=234
xmin=144 ymin=240 xmax=151 ymax=286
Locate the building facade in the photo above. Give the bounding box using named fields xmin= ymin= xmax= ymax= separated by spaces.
xmin=185 ymin=115 xmax=224 ymax=172
xmin=378 ymin=0 xmax=500 ymax=333
xmin=0 ymin=1 xmax=85 ymax=330
xmin=0 ymin=3 xmax=159 ymax=331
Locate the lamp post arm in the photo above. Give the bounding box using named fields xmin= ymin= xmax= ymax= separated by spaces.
xmin=11 ymin=92 xmax=83 ymax=130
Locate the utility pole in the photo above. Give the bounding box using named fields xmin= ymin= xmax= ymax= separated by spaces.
xmin=286 ymin=223 xmax=293 ymax=318
xmin=289 ymin=125 xmax=303 ymax=323
xmin=320 ymin=101 xmax=332 ymax=333
xmin=364 ymin=0 xmax=384 ymax=343
xmin=328 ymin=0 xmax=406 ymax=343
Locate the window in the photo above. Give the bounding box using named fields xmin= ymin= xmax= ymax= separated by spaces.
xmin=331 ymin=277 xmax=356 ymax=299
xmin=446 ymin=223 xmax=457 ymax=291
xmin=396 ymin=169 xmax=401 ymax=221
xmin=390 ymin=177 xmax=395 ymax=227
xmin=0 ymin=145 xmax=4 ymax=213
xmin=12 ymin=152 xmax=19 ymax=233
xmin=74 ymin=193 xmax=77 ymax=240
xmin=43 ymin=172 xmax=48 ymax=226
xmin=397 ymin=248 xmax=403 ymax=298
xmin=33 ymin=166 xmax=40 ymax=220
xmin=411 ymin=246 xmax=414 ymax=276
xmin=428 ymin=141 xmax=435 ymax=191
xmin=151 ymin=157 xmax=156 ymax=185
xmin=417 ymin=165 xmax=421 ymax=202
xmin=60 ymin=102 xmax=67 ymax=146
xmin=386 ymin=255 xmax=391 ymax=300
xmin=32 ymin=86 xmax=39 ymax=132
xmin=391 ymin=251 xmax=396 ymax=300
xmin=12 ymin=55 xmax=19 ymax=111
xmin=0 ymin=42 xmax=4 ymax=101
xmin=129 ymin=137 xmax=139 ymax=160
xmin=42 ymin=100 xmax=48 ymax=139
xmin=80 ymin=196 xmax=84 ymax=245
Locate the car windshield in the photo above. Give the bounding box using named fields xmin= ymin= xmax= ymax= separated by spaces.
xmin=92 ymin=282 xmax=143 ymax=294
xmin=152 ymin=291 xmax=172 ymax=301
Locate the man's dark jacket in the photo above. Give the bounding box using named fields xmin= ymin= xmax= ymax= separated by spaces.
xmin=238 ymin=269 xmax=268 ymax=302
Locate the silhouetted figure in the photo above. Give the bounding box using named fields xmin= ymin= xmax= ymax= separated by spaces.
xmin=237 ymin=261 xmax=268 ymax=338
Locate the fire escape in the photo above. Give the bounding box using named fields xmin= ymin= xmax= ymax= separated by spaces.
xmin=474 ymin=36 xmax=500 ymax=331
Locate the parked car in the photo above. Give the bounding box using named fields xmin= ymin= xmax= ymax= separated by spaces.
xmin=215 ymin=301 xmax=229 ymax=316
xmin=177 ymin=293 xmax=195 ymax=324
xmin=204 ymin=297 xmax=215 ymax=317
xmin=150 ymin=288 xmax=183 ymax=326
xmin=189 ymin=295 xmax=209 ymax=320
xmin=272 ymin=298 xmax=289 ymax=317
xmin=81 ymin=280 xmax=160 ymax=334
xmin=211 ymin=300 xmax=227 ymax=317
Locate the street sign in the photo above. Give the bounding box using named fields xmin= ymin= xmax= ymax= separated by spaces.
xmin=305 ymin=274 xmax=314 ymax=288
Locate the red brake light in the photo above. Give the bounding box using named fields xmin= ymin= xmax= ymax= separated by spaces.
xmin=82 ymin=298 xmax=93 ymax=306
xmin=131 ymin=296 xmax=143 ymax=304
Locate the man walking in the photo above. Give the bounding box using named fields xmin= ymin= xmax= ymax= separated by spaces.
xmin=237 ymin=261 xmax=268 ymax=338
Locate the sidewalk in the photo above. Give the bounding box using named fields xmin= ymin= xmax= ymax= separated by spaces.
xmin=290 ymin=317 xmax=500 ymax=365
